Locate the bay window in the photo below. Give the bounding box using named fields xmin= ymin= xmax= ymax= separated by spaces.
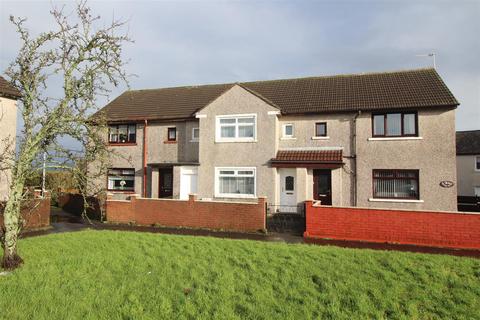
xmin=109 ymin=124 xmax=136 ymax=144
xmin=107 ymin=168 xmax=135 ymax=191
xmin=372 ymin=112 xmax=417 ymax=137
xmin=373 ymin=169 xmax=419 ymax=199
xmin=216 ymin=114 xmax=256 ymax=142
xmin=216 ymin=167 xmax=256 ymax=197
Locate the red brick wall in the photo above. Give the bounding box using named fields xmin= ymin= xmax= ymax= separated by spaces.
xmin=106 ymin=194 xmax=266 ymax=233
xmin=304 ymin=201 xmax=480 ymax=250
xmin=0 ymin=196 xmax=51 ymax=230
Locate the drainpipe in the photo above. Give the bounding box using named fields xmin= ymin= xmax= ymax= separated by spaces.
xmin=352 ymin=111 xmax=361 ymax=206
xmin=143 ymin=119 xmax=148 ymax=197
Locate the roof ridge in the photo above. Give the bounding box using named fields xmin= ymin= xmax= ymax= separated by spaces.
xmin=125 ymin=82 xmax=234 ymax=93
xmin=122 ymin=68 xmax=438 ymax=93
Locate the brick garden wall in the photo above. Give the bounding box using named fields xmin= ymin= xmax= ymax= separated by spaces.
xmin=0 ymin=195 xmax=51 ymax=230
xmin=106 ymin=194 xmax=266 ymax=233
xmin=304 ymin=201 xmax=480 ymax=250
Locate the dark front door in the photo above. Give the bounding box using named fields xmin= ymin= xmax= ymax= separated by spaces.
xmin=159 ymin=168 xmax=173 ymax=198
xmin=313 ymin=169 xmax=332 ymax=205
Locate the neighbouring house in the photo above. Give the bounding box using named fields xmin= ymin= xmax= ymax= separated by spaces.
xmin=92 ymin=68 xmax=459 ymax=212
xmin=456 ymin=130 xmax=480 ymax=201
xmin=0 ymin=76 xmax=21 ymax=201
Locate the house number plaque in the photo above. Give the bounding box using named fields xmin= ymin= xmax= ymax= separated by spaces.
xmin=439 ymin=181 xmax=454 ymax=188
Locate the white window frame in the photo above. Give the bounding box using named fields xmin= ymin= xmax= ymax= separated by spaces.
xmin=215 ymin=114 xmax=257 ymax=143
xmin=475 ymin=156 xmax=480 ymax=172
xmin=282 ymin=123 xmax=294 ymax=138
xmin=191 ymin=127 xmax=199 ymax=142
xmin=215 ymin=167 xmax=256 ymax=198
xmin=474 ymin=187 xmax=480 ymax=197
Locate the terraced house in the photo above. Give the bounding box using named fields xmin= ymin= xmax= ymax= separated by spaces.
xmin=95 ymin=68 xmax=459 ymax=212
xmin=0 ymin=76 xmax=21 ymax=201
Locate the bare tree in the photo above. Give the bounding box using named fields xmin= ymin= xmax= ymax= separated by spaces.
xmin=1 ymin=1 xmax=131 ymax=270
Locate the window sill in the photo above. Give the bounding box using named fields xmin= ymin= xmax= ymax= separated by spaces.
xmin=164 ymin=141 xmax=177 ymax=144
xmin=215 ymin=194 xmax=257 ymax=199
xmin=107 ymin=190 xmax=136 ymax=193
xmin=368 ymin=137 xmax=423 ymax=141
xmin=190 ymin=139 xmax=199 ymax=143
xmin=280 ymin=137 xmax=296 ymax=140
xmin=108 ymin=143 xmax=137 ymax=146
xmin=215 ymin=139 xmax=257 ymax=143
xmin=368 ymin=198 xmax=424 ymax=203
xmin=311 ymin=136 xmax=330 ymax=140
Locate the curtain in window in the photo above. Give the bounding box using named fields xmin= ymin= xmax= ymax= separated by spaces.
xmin=373 ymin=170 xmax=418 ymax=199
xmin=386 ymin=113 xmax=401 ymax=136
xmin=219 ymin=177 xmax=254 ymax=195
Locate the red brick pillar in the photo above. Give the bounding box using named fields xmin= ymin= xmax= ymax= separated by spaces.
xmin=303 ymin=200 xmax=314 ymax=238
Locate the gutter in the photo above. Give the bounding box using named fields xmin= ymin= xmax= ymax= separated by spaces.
xmin=143 ymin=119 xmax=148 ymax=197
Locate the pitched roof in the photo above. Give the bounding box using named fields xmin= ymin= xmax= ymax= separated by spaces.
xmin=0 ymin=76 xmax=21 ymax=99
xmin=97 ymin=68 xmax=458 ymax=121
xmin=272 ymin=149 xmax=343 ymax=163
xmin=456 ymin=130 xmax=480 ymax=155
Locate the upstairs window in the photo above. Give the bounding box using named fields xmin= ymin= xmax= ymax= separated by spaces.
xmin=109 ymin=124 xmax=136 ymax=144
xmin=372 ymin=112 xmax=417 ymax=137
xmin=283 ymin=124 xmax=294 ymax=138
xmin=373 ymin=169 xmax=419 ymax=200
xmin=315 ymin=122 xmax=327 ymax=137
xmin=107 ymin=168 xmax=135 ymax=191
xmin=476 ymin=156 xmax=480 ymax=171
xmin=216 ymin=114 xmax=256 ymax=142
xmin=192 ymin=127 xmax=199 ymax=141
xmin=168 ymin=127 xmax=177 ymax=141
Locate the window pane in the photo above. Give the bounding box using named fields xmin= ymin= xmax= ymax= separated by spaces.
xmin=193 ymin=128 xmax=199 ymax=139
xmin=219 ymin=177 xmax=254 ymax=195
xmin=238 ymin=117 xmax=254 ymax=124
xmin=238 ymin=125 xmax=254 ymax=138
xmin=118 ymin=125 xmax=128 ymax=142
xmin=285 ymin=125 xmax=293 ymax=136
xmin=220 ymin=118 xmax=236 ymax=124
xmin=476 ymin=157 xmax=480 ymax=170
xmin=403 ymin=114 xmax=416 ymax=135
xmin=128 ymin=125 xmax=136 ymax=142
xmin=238 ymin=170 xmax=254 ymax=175
xmin=316 ymin=123 xmax=326 ymax=136
xmin=386 ymin=113 xmax=401 ymax=136
xmin=168 ymin=128 xmax=176 ymax=140
xmin=219 ymin=170 xmax=235 ymax=175
xmin=373 ymin=115 xmax=384 ymax=136
xmin=285 ymin=176 xmax=294 ymax=191
xmin=220 ymin=126 xmax=235 ymax=138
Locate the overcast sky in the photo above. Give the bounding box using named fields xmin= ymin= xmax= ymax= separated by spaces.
xmin=1 ymin=0 xmax=479 ymax=131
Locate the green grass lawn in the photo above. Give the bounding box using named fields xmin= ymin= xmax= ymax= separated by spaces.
xmin=0 ymin=230 xmax=479 ymax=320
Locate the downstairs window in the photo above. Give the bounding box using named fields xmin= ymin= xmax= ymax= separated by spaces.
xmin=107 ymin=168 xmax=135 ymax=191
xmin=216 ymin=168 xmax=256 ymax=197
xmin=373 ymin=169 xmax=419 ymax=200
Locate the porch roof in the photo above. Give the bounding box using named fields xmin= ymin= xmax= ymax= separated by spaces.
xmin=271 ymin=149 xmax=343 ymax=168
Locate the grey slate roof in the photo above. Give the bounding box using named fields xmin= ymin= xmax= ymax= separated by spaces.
xmin=456 ymin=130 xmax=480 ymax=155
xmin=96 ymin=68 xmax=459 ymax=121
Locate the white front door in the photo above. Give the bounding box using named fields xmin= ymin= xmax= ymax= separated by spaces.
xmin=279 ymin=168 xmax=297 ymax=212
xmin=180 ymin=167 xmax=198 ymax=200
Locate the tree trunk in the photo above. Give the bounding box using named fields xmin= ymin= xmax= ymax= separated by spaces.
xmin=1 ymin=184 xmax=24 ymax=270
